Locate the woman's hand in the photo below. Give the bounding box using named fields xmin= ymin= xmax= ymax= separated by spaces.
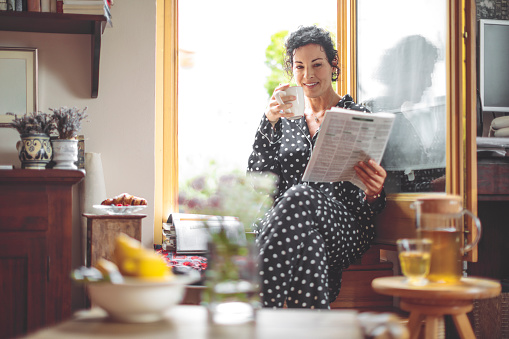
xmin=265 ymin=83 xmax=297 ymax=126
xmin=354 ymin=159 xmax=387 ymax=202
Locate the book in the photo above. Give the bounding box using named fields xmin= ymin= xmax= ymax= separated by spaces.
xmin=41 ymin=0 xmax=50 ymax=11
xmin=76 ymin=135 xmax=85 ymax=169
xmin=63 ymin=0 xmax=104 ymax=4
xmin=27 ymin=0 xmax=40 ymax=11
xmin=301 ymin=107 xmax=395 ymax=191
xmin=63 ymin=8 xmax=104 ymax=14
xmin=161 ymin=227 xmax=176 ymax=251
xmin=63 ymin=4 xmax=103 ymax=9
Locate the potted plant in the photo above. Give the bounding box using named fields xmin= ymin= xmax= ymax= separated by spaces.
xmin=7 ymin=111 xmax=56 ymax=169
xmin=49 ymin=106 xmax=88 ymax=170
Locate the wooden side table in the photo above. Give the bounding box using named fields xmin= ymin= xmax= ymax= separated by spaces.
xmin=83 ymin=213 xmax=147 ymax=267
xmin=372 ymin=276 xmax=501 ymax=339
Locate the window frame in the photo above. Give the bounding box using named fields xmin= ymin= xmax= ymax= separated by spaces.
xmin=155 ymin=0 xmax=179 ymax=245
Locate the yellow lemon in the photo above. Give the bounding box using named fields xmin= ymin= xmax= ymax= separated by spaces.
xmin=113 ymin=233 xmax=171 ymax=280
xmin=134 ymin=251 xmax=171 ymax=280
xmin=113 ymin=233 xmax=144 ymax=276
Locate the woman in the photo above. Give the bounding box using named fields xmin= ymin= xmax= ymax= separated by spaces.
xmin=247 ymin=25 xmax=387 ymax=309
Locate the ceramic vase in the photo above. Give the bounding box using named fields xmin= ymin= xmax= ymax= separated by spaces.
xmin=203 ymin=223 xmax=260 ymax=325
xmin=17 ymin=133 xmax=52 ymax=169
xmin=51 ymin=139 xmax=79 ymax=170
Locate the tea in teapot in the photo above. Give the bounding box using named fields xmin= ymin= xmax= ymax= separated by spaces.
xmin=411 ymin=195 xmax=481 ymax=283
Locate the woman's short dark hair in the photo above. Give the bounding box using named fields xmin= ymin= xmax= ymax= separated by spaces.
xmin=284 ymin=25 xmax=339 ymax=82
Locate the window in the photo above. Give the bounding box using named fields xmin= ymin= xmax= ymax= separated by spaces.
xmin=356 ymin=0 xmax=447 ymax=194
xmin=342 ymin=0 xmax=479 ymax=260
xmin=159 ymin=1 xmax=478 ymax=259
xmin=156 ymin=0 xmax=338 ymax=243
xmin=177 ymin=0 xmax=337 ymax=183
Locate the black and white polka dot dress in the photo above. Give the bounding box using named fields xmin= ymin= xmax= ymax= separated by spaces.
xmin=247 ymin=94 xmax=386 ymax=309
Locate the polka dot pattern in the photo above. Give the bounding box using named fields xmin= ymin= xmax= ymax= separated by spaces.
xmin=247 ymin=95 xmax=386 ymax=309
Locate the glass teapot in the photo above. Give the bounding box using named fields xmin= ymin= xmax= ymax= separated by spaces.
xmin=410 ymin=195 xmax=482 ymax=283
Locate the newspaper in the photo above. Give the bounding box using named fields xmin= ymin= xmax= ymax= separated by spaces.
xmin=167 ymin=213 xmax=246 ymax=254
xmin=302 ymin=107 xmax=395 ymax=191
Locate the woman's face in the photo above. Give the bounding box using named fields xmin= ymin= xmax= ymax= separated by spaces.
xmin=292 ymin=43 xmax=334 ymax=99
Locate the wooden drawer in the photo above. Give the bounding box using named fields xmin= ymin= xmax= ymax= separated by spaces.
xmin=0 ymin=184 xmax=48 ymax=231
xmin=478 ymin=160 xmax=509 ymax=200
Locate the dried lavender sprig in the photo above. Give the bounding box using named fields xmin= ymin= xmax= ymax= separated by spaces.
xmin=49 ymin=106 xmax=89 ymax=139
xmin=7 ymin=111 xmax=56 ymax=135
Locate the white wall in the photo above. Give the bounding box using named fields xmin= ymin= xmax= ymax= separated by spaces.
xmin=0 ymin=1 xmax=157 ymax=308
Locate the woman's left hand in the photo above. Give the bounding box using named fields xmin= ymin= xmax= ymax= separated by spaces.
xmin=354 ymin=159 xmax=386 ymax=200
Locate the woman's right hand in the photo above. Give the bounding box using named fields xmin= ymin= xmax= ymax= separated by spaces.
xmin=265 ymin=83 xmax=296 ymax=125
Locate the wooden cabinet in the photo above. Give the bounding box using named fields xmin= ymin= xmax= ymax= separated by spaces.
xmin=0 ymin=170 xmax=84 ymax=338
xmin=466 ymin=159 xmax=509 ymax=339
xmin=0 ymin=11 xmax=107 ymax=98
xmin=470 ymin=158 xmax=509 ymax=279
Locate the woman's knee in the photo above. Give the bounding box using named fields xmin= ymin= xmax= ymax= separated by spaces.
xmin=283 ymin=184 xmax=318 ymax=198
xmin=276 ymin=184 xmax=320 ymax=209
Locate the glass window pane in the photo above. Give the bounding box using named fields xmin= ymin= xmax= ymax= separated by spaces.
xmin=178 ymin=0 xmax=337 ymax=183
xmin=356 ymin=0 xmax=447 ymax=193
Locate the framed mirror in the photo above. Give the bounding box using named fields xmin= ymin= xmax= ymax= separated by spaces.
xmin=0 ymin=47 xmax=38 ymax=127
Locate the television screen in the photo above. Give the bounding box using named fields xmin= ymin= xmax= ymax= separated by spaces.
xmin=480 ymin=19 xmax=509 ymax=112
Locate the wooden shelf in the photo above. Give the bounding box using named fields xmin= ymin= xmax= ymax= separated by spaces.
xmin=0 ymin=11 xmax=107 ymax=98
xmin=0 ymin=168 xmax=85 ymax=183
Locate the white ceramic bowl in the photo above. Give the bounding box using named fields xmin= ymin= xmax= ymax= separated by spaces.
xmin=87 ymin=270 xmax=200 ymax=323
xmin=93 ymin=204 xmax=147 ymax=215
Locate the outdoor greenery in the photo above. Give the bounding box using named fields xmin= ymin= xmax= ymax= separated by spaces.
xmin=264 ymin=30 xmax=291 ymax=97
xmin=178 ymin=165 xmax=277 ymax=231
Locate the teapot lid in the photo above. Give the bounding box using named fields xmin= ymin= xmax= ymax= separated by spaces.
xmin=414 ymin=194 xmax=462 ymax=213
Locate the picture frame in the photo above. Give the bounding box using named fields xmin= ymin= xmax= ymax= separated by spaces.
xmin=0 ymin=47 xmax=38 ymax=128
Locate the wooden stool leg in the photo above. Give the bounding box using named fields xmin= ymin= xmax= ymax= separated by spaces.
xmin=451 ymin=313 xmax=476 ymax=339
xmin=424 ymin=315 xmax=441 ymax=339
xmin=408 ymin=312 xmax=425 ymax=339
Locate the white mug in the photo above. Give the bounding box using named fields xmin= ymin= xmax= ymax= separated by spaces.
xmin=274 ymin=86 xmax=305 ymax=120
